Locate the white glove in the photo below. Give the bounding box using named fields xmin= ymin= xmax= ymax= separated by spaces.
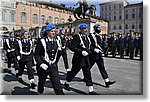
xmin=58 ymin=47 xmax=62 ymax=51
xmin=94 ymin=48 xmax=100 ymax=53
xmin=62 ymin=46 xmax=65 ymax=49
xmin=17 ymin=56 xmax=21 ymax=60
xmin=82 ymin=51 xmax=89 ymax=56
xmin=40 ymin=63 xmax=48 ymax=70
xmin=7 ymin=50 xmax=10 ymax=52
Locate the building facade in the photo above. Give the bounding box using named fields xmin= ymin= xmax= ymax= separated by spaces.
xmin=15 ymin=0 xmax=75 ymax=30
xmin=0 ymin=0 xmax=16 ymax=34
xmin=100 ymin=0 xmax=143 ymax=34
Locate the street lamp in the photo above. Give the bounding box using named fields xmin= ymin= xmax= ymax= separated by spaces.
xmin=67 ymin=16 xmax=73 ymax=35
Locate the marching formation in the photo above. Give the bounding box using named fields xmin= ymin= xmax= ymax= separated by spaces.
xmin=2 ymin=23 xmax=142 ymax=95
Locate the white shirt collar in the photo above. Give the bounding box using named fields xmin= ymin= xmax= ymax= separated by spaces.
xmin=47 ymin=36 xmax=54 ymax=41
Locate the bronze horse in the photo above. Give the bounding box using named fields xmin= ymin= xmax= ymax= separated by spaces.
xmin=74 ymin=4 xmax=96 ymax=20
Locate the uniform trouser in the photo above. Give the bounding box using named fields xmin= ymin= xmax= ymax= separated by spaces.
xmin=135 ymin=46 xmax=139 ymax=57
xmin=66 ymin=65 xmax=93 ymax=86
xmin=126 ymin=46 xmax=129 ymax=56
xmin=90 ymin=56 xmax=109 ymax=80
xmin=18 ymin=60 xmax=34 ymax=80
xmin=129 ymin=47 xmax=134 ymax=59
xmin=37 ymin=63 xmax=64 ymax=95
xmin=140 ymin=48 xmax=143 ymax=60
xmin=56 ymin=50 xmax=69 ymax=69
xmin=120 ymin=47 xmax=125 ymax=58
xmin=7 ymin=51 xmax=18 ymax=70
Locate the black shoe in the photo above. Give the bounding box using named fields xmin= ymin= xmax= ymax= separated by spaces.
xmin=18 ymin=78 xmax=23 ymax=83
xmin=105 ymin=81 xmax=115 ymax=87
xmin=89 ymin=91 xmax=99 ymax=95
xmin=31 ymin=83 xmax=37 ymax=89
xmin=64 ymin=83 xmax=70 ymax=91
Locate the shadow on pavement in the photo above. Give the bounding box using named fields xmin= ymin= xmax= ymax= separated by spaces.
xmin=11 ymin=86 xmax=38 ymax=95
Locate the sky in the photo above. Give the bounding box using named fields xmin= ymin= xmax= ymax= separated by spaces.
xmin=43 ymin=0 xmax=143 ymax=16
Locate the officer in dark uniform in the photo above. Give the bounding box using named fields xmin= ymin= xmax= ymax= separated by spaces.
xmin=88 ymin=24 xmax=115 ymax=87
xmin=111 ymin=34 xmax=117 ymax=58
xmin=102 ymin=34 xmax=108 ymax=57
xmin=119 ymin=34 xmax=126 ymax=58
xmin=125 ymin=33 xmax=130 ymax=56
xmin=129 ymin=32 xmax=135 ymax=59
xmin=64 ymin=23 xmax=98 ymax=95
xmin=134 ymin=32 xmax=139 ymax=57
xmin=34 ymin=24 xmax=64 ymax=95
xmin=15 ymin=30 xmax=36 ymax=89
xmin=4 ymin=32 xmax=18 ymax=74
xmin=138 ymin=33 xmax=143 ymax=60
xmin=56 ymin=28 xmax=70 ymax=73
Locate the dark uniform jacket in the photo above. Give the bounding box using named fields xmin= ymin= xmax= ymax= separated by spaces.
xmin=34 ymin=37 xmax=58 ymax=68
xmin=89 ymin=33 xmax=103 ymax=60
xmin=70 ymin=34 xmax=91 ymax=67
xmin=4 ymin=38 xmax=18 ymax=52
xmin=15 ymin=38 xmax=33 ymax=61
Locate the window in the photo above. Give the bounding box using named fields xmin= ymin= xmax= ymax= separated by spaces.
xmin=125 ymin=14 xmax=128 ymax=19
xmin=139 ymin=13 xmax=142 ymax=18
xmin=21 ymin=12 xmax=27 ymax=23
xmin=119 ymin=15 xmax=122 ymax=20
xmin=114 ymin=25 xmax=116 ymax=30
xmin=119 ymin=4 xmax=122 ymax=8
xmin=119 ymin=25 xmax=122 ymax=30
xmin=132 ymin=14 xmax=135 ymax=18
xmin=2 ymin=11 xmax=6 ymax=21
xmin=48 ymin=16 xmax=53 ymax=24
xmin=114 ymin=16 xmax=116 ymax=20
xmin=114 ymin=5 xmax=116 ymax=9
xmin=109 ymin=16 xmax=111 ymax=21
xmin=109 ymin=6 xmax=111 ymax=10
xmin=11 ymin=3 xmax=14 ymax=8
xmin=33 ymin=14 xmax=38 ymax=24
xmin=125 ymin=24 xmax=128 ymax=29
xmin=11 ymin=13 xmax=15 ymax=22
xmin=105 ymin=7 xmax=107 ymax=11
xmin=132 ymin=24 xmax=135 ymax=29
xmin=54 ymin=17 xmax=59 ymax=24
xmin=139 ymin=24 xmax=142 ymax=29
xmin=41 ymin=15 xmax=46 ymax=24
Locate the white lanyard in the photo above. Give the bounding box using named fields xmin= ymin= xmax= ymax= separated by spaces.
xmin=18 ymin=39 xmax=32 ymax=55
xmin=41 ymin=38 xmax=59 ymax=64
xmin=78 ymin=33 xmax=91 ymax=49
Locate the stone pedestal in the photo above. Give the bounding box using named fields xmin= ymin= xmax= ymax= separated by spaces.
xmin=73 ymin=18 xmax=97 ymax=35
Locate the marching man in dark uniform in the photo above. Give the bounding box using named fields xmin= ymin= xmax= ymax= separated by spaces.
xmin=119 ymin=34 xmax=126 ymax=58
xmin=64 ymin=23 xmax=98 ymax=95
xmin=15 ymin=30 xmax=36 ymax=89
xmin=34 ymin=24 xmax=64 ymax=95
xmin=56 ymin=28 xmax=70 ymax=73
xmin=89 ymin=24 xmax=115 ymax=87
xmin=4 ymin=32 xmax=18 ymax=74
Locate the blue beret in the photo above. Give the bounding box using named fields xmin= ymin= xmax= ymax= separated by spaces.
xmin=21 ymin=30 xmax=30 ymax=35
xmin=93 ymin=24 xmax=101 ymax=29
xmin=59 ymin=28 xmax=65 ymax=31
xmin=46 ymin=24 xmax=56 ymax=31
xmin=79 ymin=23 xmax=88 ymax=29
